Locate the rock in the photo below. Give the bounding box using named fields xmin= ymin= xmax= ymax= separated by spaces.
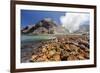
xmin=61 ymin=50 xmax=70 ymax=57
xmin=31 ymin=55 xmax=37 ymax=59
xmin=64 ymin=44 xmax=70 ymax=51
xmin=52 ymin=54 xmax=61 ymax=61
xmin=79 ymin=39 xmax=89 ymax=48
xmin=36 ymin=57 xmax=45 ymax=62
xmin=42 ymin=47 xmax=47 ymax=53
xmin=84 ymin=53 xmax=89 ymax=59
xmin=61 ymin=49 xmax=70 ymax=60
xmin=77 ymin=55 xmax=85 ymax=60
xmin=69 ymin=44 xmax=79 ymax=51
xmin=41 ymin=54 xmax=49 ymax=61
xmin=67 ymin=55 xmax=78 ymax=60
xmin=46 ymin=44 xmax=53 ymax=51
xmin=29 ymin=35 xmax=90 ymax=62
xmin=33 ymin=27 xmax=48 ymax=34
xmin=84 ymin=47 xmax=89 ymax=52
xmin=42 ymin=54 xmax=47 ymax=59
xmin=70 ymin=51 xmax=78 ymax=55
xmin=31 ymin=54 xmax=48 ymax=62
xmin=47 ymin=49 xmax=56 ymax=58
xmin=30 ymin=55 xmax=38 ymax=62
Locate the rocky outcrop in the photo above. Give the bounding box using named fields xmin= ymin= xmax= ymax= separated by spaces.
xmin=21 ymin=18 xmax=57 ymax=34
xmin=32 ymin=27 xmax=48 ymax=34
xmin=30 ymin=35 xmax=89 ymax=62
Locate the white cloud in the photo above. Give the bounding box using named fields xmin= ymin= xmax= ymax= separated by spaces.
xmin=60 ymin=12 xmax=90 ymax=33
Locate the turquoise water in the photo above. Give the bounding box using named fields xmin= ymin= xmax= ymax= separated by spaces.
xmin=21 ymin=35 xmax=56 ymax=43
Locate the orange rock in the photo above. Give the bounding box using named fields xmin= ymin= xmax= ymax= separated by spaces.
xmin=69 ymin=44 xmax=79 ymax=51
xmin=31 ymin=55 xmax=37 ymax=60
xmin=53 ymin=54 xmax=60 ymax=61
xmin=85 ymin=53 xmax=89 ymax=59
xmin=42 ymin=54 xmax=47 ymax=59
xmin=42 ymin=47 xmax=47 ymax=53
xmin=36 ymin=57 xmax=45 ymax=62
xmin=47 ymin=50 xmax=56 ymax=58
xmin=30 ymin=35 xmax=90 ymax=62
xmin=77 ymin=55 xmax=85 ymax=60
xmin=65 ymin=44 xmax=70 ymax=50
xmin=49 ymin=50 xmax=56 ymax=56
xmin=67 ymin=55 xmax=78 ymax=60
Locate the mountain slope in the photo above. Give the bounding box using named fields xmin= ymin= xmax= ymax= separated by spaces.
xmin=21 ymin=18 xmax=65 ymax=34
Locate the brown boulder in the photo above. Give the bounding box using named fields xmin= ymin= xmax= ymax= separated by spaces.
xmin=42 ymin=47 xmax=47 ymax=53
xmin=47 ymin=49 xmax=56 ymax=58
xmin=67 ymin=55 xmax=78 ymax=60
xmin=77 ymin=55 xmax=85 ymax=60
xmin=52 ymin=54 xmax=61 ymax=61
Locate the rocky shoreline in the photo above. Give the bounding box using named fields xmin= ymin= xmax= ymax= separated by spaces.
xmin=28 ymin=35 xmax=89 ymax=62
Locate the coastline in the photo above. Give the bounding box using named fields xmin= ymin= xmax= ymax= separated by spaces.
xmin=21 ymin=34 xmax=89 ymax=62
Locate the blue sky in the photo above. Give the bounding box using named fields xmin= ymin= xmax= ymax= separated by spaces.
xmin=21 ymin=10 xmax=65 ymax=27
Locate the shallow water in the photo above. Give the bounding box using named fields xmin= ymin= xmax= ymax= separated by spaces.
xmin=21 ymin=35 xmax=56 ymax=62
